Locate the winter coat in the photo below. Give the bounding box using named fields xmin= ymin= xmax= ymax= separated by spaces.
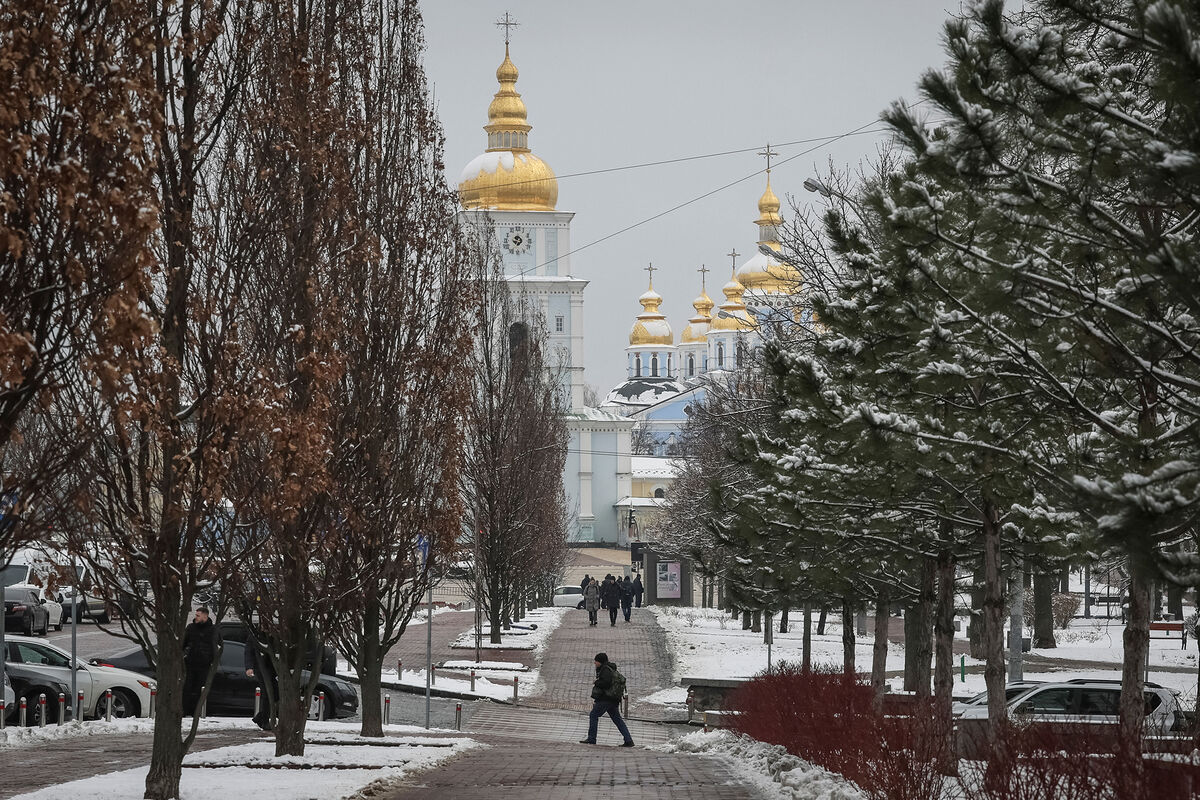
xmin=183 ymin=619 xmax=221 ymax=671
xmin=620 ymin=579 xmax=634 ymax=606
xmin=579 ymin=576 xmax=590 ymax=592
xmin=583 ymin=582 xmax=601 ymax=612
xmin=591 ymin=661 xmax=619 ymax=701
xmin=599 ymin=579 xmax=622 ymax=609
xmin=632 ymin=576 xmax=644 ymax=598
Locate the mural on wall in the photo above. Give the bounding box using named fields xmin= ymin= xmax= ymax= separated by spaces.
xmin=657 ymin=560 xmax=681 ymax=599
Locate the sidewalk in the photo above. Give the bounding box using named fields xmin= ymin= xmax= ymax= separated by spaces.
xmin=380 ymin=610 xmax=537 ymax=675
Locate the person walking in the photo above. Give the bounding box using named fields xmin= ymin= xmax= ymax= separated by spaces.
xmin=243 ymin=628 xmax=277 ymax=731
xmin=600 ymin=575 xmax=622 ymax=627
xmin=579 ymin=652 xmax=634 ymax=747
xmin=620 ymin=576 xmax=634 ymax=622
xmin=583 ymin=578 xmax=601 ymax=626
xmin=182 ymin=606 xmax=221 ymax=717
xmin=579 ymin=574 xmax=590 ymax=593
xmin=632 ymin=574 xmax=644 ymax=608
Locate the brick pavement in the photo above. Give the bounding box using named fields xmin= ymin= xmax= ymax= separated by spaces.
xmin=524 ymin=606 xmax=673 ymax=714
xmin=0 ymin=729 xmax=263 ymax=799
xmin=377 ymin=736 xmax=758 ymax=800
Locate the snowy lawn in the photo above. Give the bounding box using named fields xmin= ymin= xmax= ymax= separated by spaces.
xmin=450 ymin=606 xmax=566 ymax=653
xmin=0 ymin=716 xmax=263 ymax=751
xmin=658 ymin=729 xmax=864 ymax=800
xmin=10 ymin=724 xmax=479 ymax=800
xmin=336 ymin=661 xmax=525 ymax=702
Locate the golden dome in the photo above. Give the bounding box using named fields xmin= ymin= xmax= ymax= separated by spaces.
xmin=736 ymin=174 xmax=800 ymax=294
xmin=629 ymin=279 xmax=674 ymax=346
xmin=680 ymin=288 xmax=714 ymax=344
xmin=710 ymin=274 xmax=753 ymax=331
xmin=458 ymin=44 xmax=558 ymax=212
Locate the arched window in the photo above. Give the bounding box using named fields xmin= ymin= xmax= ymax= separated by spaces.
xmin=667 ymin=354 xmax=673 ymax=375
xmin=736 ymin=339 xmax=747 ymax=366
xmin=687 ymin=354 xmax=695 ymax=377
xmin=716 ymin=342 xmax=725 ymax=368
xmin=653 ymin=487 xmax=665 ymax=499
xmin=651 ymin=354 xmax=659 ymax=377
xmin=635 ymin=354 xmax=642 ymax=378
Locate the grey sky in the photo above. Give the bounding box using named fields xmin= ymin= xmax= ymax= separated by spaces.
xmin=421 ymin=1 xmax=956 ymax=394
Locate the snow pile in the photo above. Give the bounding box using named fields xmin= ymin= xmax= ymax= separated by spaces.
xmin=661 ymin=730 xmax=865 ymax=800
xmin=0 ymin=716 xmax=261 ymax=751
xmin=441 ymin=660 xmax=529 ymax=672
xmin=10 ymin=730 xmax=479 ymax=800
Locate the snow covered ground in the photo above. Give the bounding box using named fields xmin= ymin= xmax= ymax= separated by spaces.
xmin=9 ymin=723 xmax=478 ymax=800
xmin=449 ymin=606 xmax=566 ymax=654
xmin=658 ymin=730 xmax=864 ymax=800
xmin=0 ymin=716 xmax=262 ymax=751
xmin=336 ymin=660 xmax=525 ymax=701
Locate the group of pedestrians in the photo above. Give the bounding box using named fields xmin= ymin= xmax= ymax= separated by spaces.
xmin=579 ymin=573 xmax=642 ymax=626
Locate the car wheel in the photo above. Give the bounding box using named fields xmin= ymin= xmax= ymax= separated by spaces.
xmin=577 ymin=600 xmax=586 ymax=610
xmin=105 ymin=688 xmax=138 ymax=719
xmin=96 ymin=610 xmax=111 ymax=625
xmin=22 ymin=688 xmax=59 ymax=726
xmin=310 ymin=686 xmax=337 ymax=720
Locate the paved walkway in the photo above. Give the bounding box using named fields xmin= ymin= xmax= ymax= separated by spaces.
xmin=525 ymin=606 xmax=673 ymax=716
xmin=381 ymin=610 xmax=538 ymax=675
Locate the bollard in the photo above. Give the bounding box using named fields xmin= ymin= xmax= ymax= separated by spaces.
xmin=149 ymin=689 xmax=157 ymax=720
xmin=622 ymin=693 xmax=629 ymax=719
xmin=318 ymin=691 xmax=326 ymax=722
xmin=703 ymin=710 xmax=710 ymax=733
xmin=0 ymin=699 xmax=5 ymax=730
xmin=105 ymin=689 xmax=113 ymax=722
xmin=513 ymin=676 xmax=519 ymax=704
xmin=199 ymin=696 xmax=206 ymax=719
xmin=58 ymin=693 xmax=65 ymax=726
xmin=76 ymin=691 xmax=84 ymax=722
xmin=20 ymin=697 xmax=27 ymax=728
xmin=38 ymin=693 xmax=46 ymax=728
xmin=431 ymin=667 xmax=435 ymax=686
xmin=960 ymin=654 xmax=966 ymax=683
xmin=686 ymin=690 xmax=695 ymax=723
xmin=254 ymin=687 xmax=261 ymax=718
xmin=455 ymin=702 xmax=462 ymax=730
xmin=470 ymin=670 xmax=476 ymax=692
xmin=396 ymin=659 xmax=402 ymax=678
xmin=384 ymin=694 xmax=391 ymax=725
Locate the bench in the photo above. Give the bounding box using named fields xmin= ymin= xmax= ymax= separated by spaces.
xmin=682 ymin=676 xmax=748 ymax=723
xmin=1149 ymin=621 xmax=1186 ymax=649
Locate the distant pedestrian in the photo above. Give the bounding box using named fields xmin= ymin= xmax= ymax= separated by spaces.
xmin=579 ymin=652 xmax=633 ymax=747
xmin=584 ymin=578 xmax=601 ymax=626
xmin=182 ymin=607 xmax=221 ymax=717
xmin=580 ymin=574 xmax=590 ymax=593
xmin=600 ymin=576 xmax=622 ymax=626
xmin=632 ymin=574 xmax=644 ymax=608
xmin=620 ymin=577 xmax=634 ymax=622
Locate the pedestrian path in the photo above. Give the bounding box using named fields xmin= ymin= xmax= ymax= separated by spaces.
xmin=525 ymin=605 xmax=674 ymax=716
xmin=464 ymin=702 xmax=675 ymax=747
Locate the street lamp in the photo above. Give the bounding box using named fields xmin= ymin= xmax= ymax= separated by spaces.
xmin=802 ymin=177 xmax=833 ymax=197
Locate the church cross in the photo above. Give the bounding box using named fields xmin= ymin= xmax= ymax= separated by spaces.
xmin=645 ymin=262 xmax=657 ymax=287
xmin=697 ymin=263 xmax=710 ymax=289
xmin=727 ymin=248 xmax=740 ymax=275
xmin=757 ymin=143 xmax=780 ymax=174
xmin=495 ymin=12 xmax=519 ymax=45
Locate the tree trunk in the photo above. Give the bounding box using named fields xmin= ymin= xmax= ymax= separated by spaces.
xmin=274 ymin=668 xmax=308 ymax=757
xmin=802 ymin=603 xmax=812 ymax=672
xmin=751 ymin=609 xmax=761 ymax=633
xmin=1168 ymin=584 xmax=1183 ymax=622
xmin=968 ymin=565 xmax=985 ymax=660
xmin=904 ymin=557 xmax=935 ymax=697
xmin=841 ymin=597 xmax=856 ymax=678
xmin=1118 ymin=568 xmax=1150 ymax=784
xmin=742 ymin=609 xmax=753 ymax=630
xmin=1059 ymin=570 xmax=1070 ymax=594
xmin=817 ymin=606 xmax=828 ymax=636
xmin=779 ymin=606 xmax=789 ymax=634
xmin=981 ymin=502 xmax=1007 ymax=745
xmin=144 ymin=615 xmax=185 ymax=800
xmin=1033 ymin=572 xmax=1056 ymax=648
xmin=934 ymin=549 xmax=958 ymax=776
xmin=871 ymin=595 xmax=889 ymax=713
xmin=357 ymin=598 xmax=384 ymax=737
xmin=489 ymin=579 xmax=503 ymax=645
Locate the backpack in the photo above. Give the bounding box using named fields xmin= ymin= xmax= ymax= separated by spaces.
xmin=607 ymin=664 xmax=627 ymax=702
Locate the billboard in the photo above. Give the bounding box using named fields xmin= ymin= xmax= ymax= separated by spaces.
xmin=657 ymin=561 xmax=681 ymax=599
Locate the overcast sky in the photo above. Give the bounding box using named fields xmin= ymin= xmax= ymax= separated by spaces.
xmin=420 ymin=1 xmax=958 ymax=394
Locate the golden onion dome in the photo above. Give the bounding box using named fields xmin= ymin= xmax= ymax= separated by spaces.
xmin=710 ymin=274 xmax=753 ymax=331
xmin=458 ymin=44 xmax=558 ymax=212
xmin=680 ymin=288 xmax=714 ymax=344
xmin=629 ymin=280 xmax=674 ymax=346
xmin=736 ymin=174 xmax=800 ymax=294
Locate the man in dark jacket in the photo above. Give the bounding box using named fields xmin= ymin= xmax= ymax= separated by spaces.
xmin=620 ymin=576 xmax=634 ymax=622
xmin=579 ymin=652 xmax=633 ymax=746
xmin=600 ymin=576 xmax=622 ymax=626
xmin=579 ymin=574 xmax=590 ymax=593
xmin=182 ymin=607 xmax=221 ymax=717
xmin=632 ymin=574 xmax=644 ymax=608
xmin=243 ymin=628 xmax=277 ymax=731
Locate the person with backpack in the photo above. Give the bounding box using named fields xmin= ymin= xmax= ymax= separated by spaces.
xmin=579 ymin=652 xmax=634 ymax=747
xmin=620 ymin=576 xmax=634 ymax=622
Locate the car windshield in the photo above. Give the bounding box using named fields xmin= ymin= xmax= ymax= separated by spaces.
xmin=3 ymin=586 xmax=38 ymax=603
xmin=0 ymin=565 xmax=28 ymax=587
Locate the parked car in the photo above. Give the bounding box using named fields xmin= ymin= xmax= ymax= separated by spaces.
xmin=4 ymin=636 xmax=154 ymax=719
xmin=98 ymin=640 xmax=357 ymax=719
xmin=951 ymin=681 xmax=1044 ymax=716
xmin=2 ymin=670 xmax=13 ymax=711
xmin=3 ymin=585 xmax=50 ymax=636
xmin=3 ymin=672 xmax=73 ymax=726
xmin=552 ymin=585 xmax=585 ymax=609
xmin=8 ymin=584 xmax=64 ymax=632
xmin=1 ymin=548 xmax=111 ymax=623
xmin=956 ymin=679 xmax=1186 ymax=759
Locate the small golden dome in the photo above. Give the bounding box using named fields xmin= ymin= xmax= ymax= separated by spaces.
xmin=756 ymin=177 xmax=783 ymax=227
xmin=459 ymin=44 xmax=558 ymax=212
xmin=710 ymin=275 xmax=753 ymax=331
xmin=680 ymin=288 xmax=714 ymax=344
xmin=736 ymin=174 xmax=799 ymax=294
xmin=629 ymin=279 xmax=673 ymax=346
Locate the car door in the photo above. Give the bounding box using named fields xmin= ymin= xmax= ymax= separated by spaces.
xmin=209 ymin=641 xmax=256 ymax=715
xmin=11 ymin=641 xmax=76 ymax=703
